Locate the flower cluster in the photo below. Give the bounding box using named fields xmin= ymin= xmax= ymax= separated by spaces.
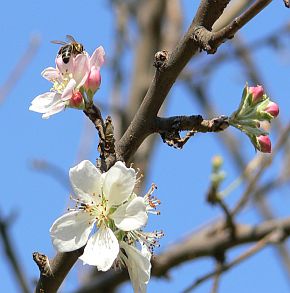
xmin=29 ymin=46 xmax=105 ymax=118
xmin=229 ymin=84 xmax=279 ymax=153
xmin=50 ymin=160 xmax=163 ymax=292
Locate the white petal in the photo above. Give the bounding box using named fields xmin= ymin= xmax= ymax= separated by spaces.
xmin=90 ymin=46 xmax=105 ymax=68
xmin=29 ymin=92 xmax=62 ymax=113
xmin=69 ymin=160 xmax=103 ymax=205
xmin=79 ymin=227 xmax=119 ymax=271
xmin=61 ymin=79 xmax=76 ymax=101
xmin=120 ymin=242 xmax=151 ymax=293
xmin=41 ymin=100 xmax=66 ymax=119
xmin=73 ymin=53 xmax=90 ymax=87
xmin=103 ymin=161 xmax=136 ymax=208
xmin=29 ymin=92 xmax=66 ymax=118
xmin=41 ymin=67 xmax=61 ymax=81
xmin=49 ymin=211 xmax=95 ymax=252
xmin=111 ymin=197 xmax=148 ymax=231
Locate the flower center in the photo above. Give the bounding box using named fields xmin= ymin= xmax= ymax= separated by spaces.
xmin=51 ymin=73 xmax=72 ymax=94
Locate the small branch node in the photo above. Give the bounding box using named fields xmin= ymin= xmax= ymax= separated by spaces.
xmin=32 ymin=252 xmax=53 ymax=277
xmin=154 ymin=50 xmax=169 ymax=71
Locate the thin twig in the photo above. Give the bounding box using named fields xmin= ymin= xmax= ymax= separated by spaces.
xmin=0 ymin=35 xmax=40 ymax=104
xmin=0 ymin=211 xmax=30 ymax=293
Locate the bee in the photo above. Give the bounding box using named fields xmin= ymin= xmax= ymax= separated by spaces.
xmin=51 ymin=35 xmax=84 ymax=64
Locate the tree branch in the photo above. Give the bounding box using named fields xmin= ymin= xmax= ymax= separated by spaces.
xmin=182 ymin=229 xmax=282 ymax=292
xmin=73 ymin=217 xmax=290 ymax=292
xmin=193 ymin=0 xmax=273 ymax=53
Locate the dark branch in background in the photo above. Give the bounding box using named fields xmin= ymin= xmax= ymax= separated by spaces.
xmin=182 ymin=229 xmax=284 ymax=292
xmin=72 ymin=217 xmax=290 ymax=293
xmin=0 ymin=35 xmax=40 ymax=104
xmin=231 ymin=123 xmax=290 ymax=216
xmin=0 ymin=211 xmax=30 ymax=293
xmin=30 ymin=159 xmax=70 ymax=190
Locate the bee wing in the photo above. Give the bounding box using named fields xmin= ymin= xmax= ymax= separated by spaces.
xmin=51 ymin=40 xmax=67 ymax=45
xmin=66 ymin=35 xmax=76 ymax=43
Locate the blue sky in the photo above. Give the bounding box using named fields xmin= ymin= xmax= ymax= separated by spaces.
xmin=0 ymin=1 xmax=289 ymax=292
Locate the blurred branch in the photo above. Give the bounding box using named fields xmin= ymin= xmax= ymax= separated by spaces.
xmin=30 ymin=159 xmax=69 ymax=190
xmin=182 ymin=230 xmax=282 ymax=292
xmin=0 ymin=210 xmax=30 ymax=293
xmin=0 ymin=35 xmax=40 ymax=104
xmin=231 ymin=123 xmax=290 ymax=216
xmin=73 ymin=217 xmax=290 ymax=292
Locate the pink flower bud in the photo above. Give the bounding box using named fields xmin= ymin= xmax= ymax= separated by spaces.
xmin=257 ymin=135 xmax=271 ymax=153
xmin=249 ymin=85 xmax=264 ymax=104
xmin=265 ymin=101 xmax=279 ymax=118
xmin=85 ymin=66 xmax=101 ymax=94
xmin=70 ymin=91 xmax=84 ymax=107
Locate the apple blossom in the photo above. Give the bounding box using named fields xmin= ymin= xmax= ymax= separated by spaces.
xmin=50 ymin=160 xmax=162 ymax=290
xmin=29 ymin=45 xmax=105 ymax=118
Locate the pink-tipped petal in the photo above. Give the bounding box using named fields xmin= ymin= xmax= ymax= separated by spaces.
xmin=85 ymin=66 xmax=101 ymax=93
xmin=90 ymin=46 xmax=105 ymax=68
xmin=73 ymin=53 xmax=90 ymax=87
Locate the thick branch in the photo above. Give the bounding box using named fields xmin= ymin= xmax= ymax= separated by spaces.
xmin=116 ymin=1 xmax=234 ymax=162
xmin=34 ymin=248 xmax=84 ymax=293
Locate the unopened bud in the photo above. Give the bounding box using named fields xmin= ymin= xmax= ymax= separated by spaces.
xmin=257 ymin=135 xmax=271 ymax=153
xmin=70 ymin=91 xmax=84 ymax=108
xmin=265 ymin=101 xmax=279 ymax=118
xmin=249 ymin=85 xmax=264 ymax=104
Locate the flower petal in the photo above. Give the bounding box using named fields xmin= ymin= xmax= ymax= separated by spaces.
xmin=61 ymin=78 xmax=76 ymax=101
xmin=73 ymin=53 xmax=90 ymax=87
xmin=90 ymin=46 xmax=105 ymax=68
xmin=49 ymin=211 xmax=95 ymax=252
xmin=111 ymin=197 xmax=148 ymax=231
xmin=120 ymin=241 xmax=151 ymax=293
xmin=69 ymin=160 xmax=103 ymax=204
xmin=41 ymin=67 xmax=61 ymax=82
xmin=103 ymin=161 xmax=136 ymax=208
xmin=79 ymin=227 xmax=119 ymax=271
xmin=56 ymin=55 xmax=74 ymax=74
xmin=29 ymin=92 xmax=62 ymax=113
xmin=41 ymin=101 xmax=66 ymax=119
